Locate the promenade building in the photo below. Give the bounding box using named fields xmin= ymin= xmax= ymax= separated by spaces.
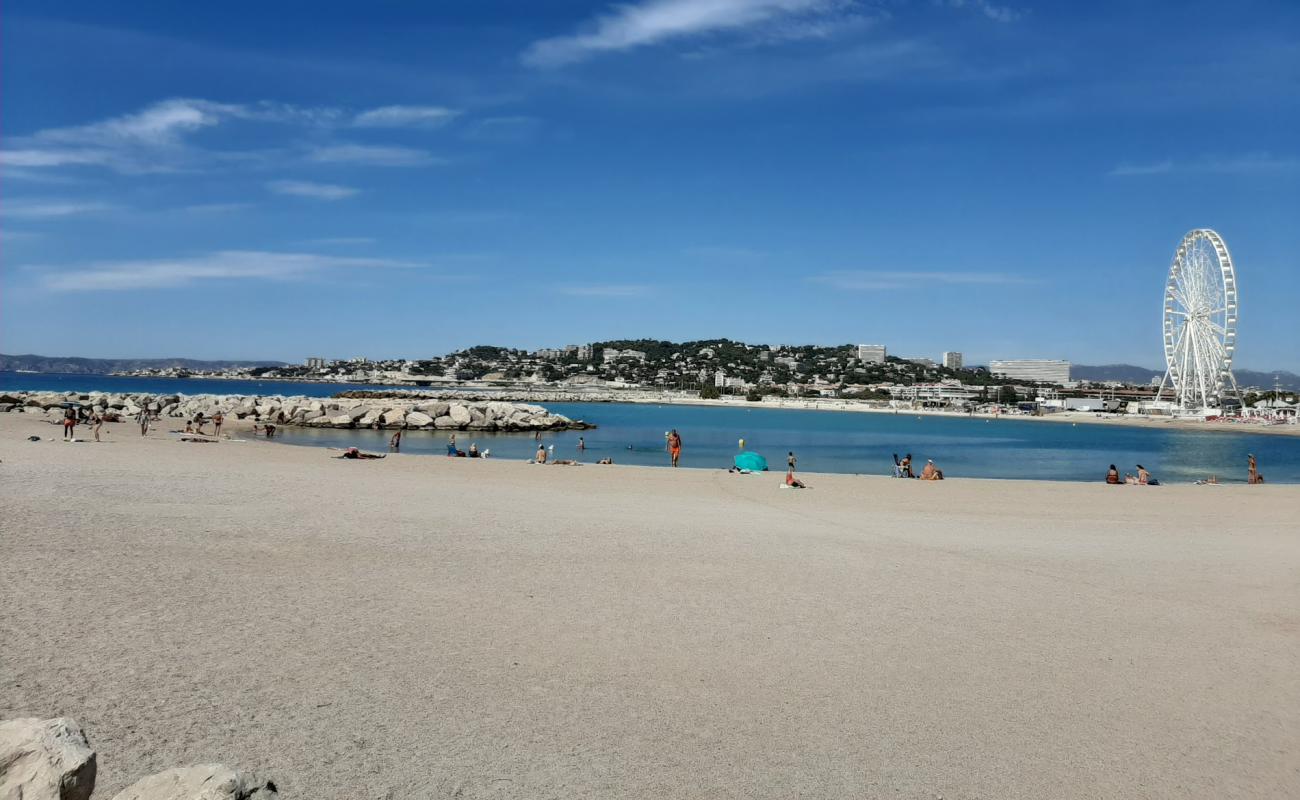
xmin=989 ymin=359 xmax=1071 ymax=384
xmin=857 ymin=344 xmax=887 ymax=363
xmin=943 ymin=351 xmax=963 ymax=369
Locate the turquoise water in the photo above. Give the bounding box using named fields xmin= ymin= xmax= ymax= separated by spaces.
xmin=3 ymin=373 xmax=1297 ymax=483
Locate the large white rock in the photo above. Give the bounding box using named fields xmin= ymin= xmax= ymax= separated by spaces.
xmin=417 ymin=401 xmax=450 ymax=418
xmin=404 ymin=411 xmax=434 ymax=428
xmin=328 ymin=414 xmax=354 ymax=426
xmin=433 ymin=415 xmax=457 ymax=429
xmin=110 ymin=764 xmax=276 ymax=800
xmin=449 ymin=404 xmax=472 ymax=425
xmin=0 ymin=717 xmax=97 ymax=800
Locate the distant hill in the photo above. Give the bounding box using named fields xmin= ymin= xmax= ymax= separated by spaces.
xmin=1072 ymin=364 xmax=1298 ymax=390
xmin=0 ymin=354 xmax=288 ymax=375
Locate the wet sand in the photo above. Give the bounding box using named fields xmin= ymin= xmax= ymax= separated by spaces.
xmin=2 ymin=413 xmax=1297 ymax=798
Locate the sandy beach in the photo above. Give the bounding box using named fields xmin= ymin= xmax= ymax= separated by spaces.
xmin=2 ymin=412 xmax=1298 ymax=799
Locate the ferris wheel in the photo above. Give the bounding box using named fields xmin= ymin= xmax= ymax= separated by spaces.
xmin=1157 ymin=229 xmax=1241 ymax=410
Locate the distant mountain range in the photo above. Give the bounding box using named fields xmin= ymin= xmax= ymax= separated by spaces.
xmin=1072 ymin=364 xmax=1298 ymax=390
xmin=0 ymin=354 xmax=288 ymax=375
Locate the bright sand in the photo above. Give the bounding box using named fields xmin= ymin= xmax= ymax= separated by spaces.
xmin=2 ymin=413 xmax=1298 ymax=799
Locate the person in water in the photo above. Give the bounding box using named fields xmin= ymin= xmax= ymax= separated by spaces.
xmin=389 ymin=430 xmax=402 ymax=451
xmin=667 ymin=429 xmax=682 ymax=467
xmin=1248 ymin=454 xmax=1262 ymax=484
xmin=1106 ymin=464 xmax=1121 ymax=484
xmin=577 ymin=436 xmax=585 ymax=451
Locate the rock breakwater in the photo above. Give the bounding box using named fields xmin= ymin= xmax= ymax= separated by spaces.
xmin=0 ymin=391 xmax=592 ymax=432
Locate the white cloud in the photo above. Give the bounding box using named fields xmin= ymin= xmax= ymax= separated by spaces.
xmin=937 ymin=0 xmax=1021 ymax=23
xmin=38 ymin=250 xmax=421 ymax=291
xmin=266 ymin=180 xmax=359 ymax=200
xmin=307 ymin=144 xmax=443 ymax=167
xmin=522 ymin=0 xmax=848 ymax=67
xmin=1110 ymin=154 xmax=1299 ymax=177
xmin=2 ymin=200 xmax=116 ymax=219
xmin=809 ymin=270 xmax=1031 ymax=290
xmin=354 ymin=105 xmax=461 ymax=128
xmin=557 ymin=284 xmax=652 ymax=297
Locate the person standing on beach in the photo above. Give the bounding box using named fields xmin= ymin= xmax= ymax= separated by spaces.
xmin=212 ymin=411 xmax=224 ymax=436
xmin=62 ymin=407 xmax=77 ymax=441
xmin=668 ymin=429 xmax=682 ymax=467
xmin=92 ymin=412 xmax=104 ymax=442
xmin=787 ymin=451 xmax=797 ymax=471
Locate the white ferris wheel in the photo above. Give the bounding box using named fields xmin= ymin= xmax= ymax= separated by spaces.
xmin=1157 ymin=228 xmax=1241 ymax=410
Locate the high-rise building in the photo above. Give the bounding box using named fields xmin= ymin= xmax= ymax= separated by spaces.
xmin=305 ymin=357 xmax=326 ymax=369
xmin=989 ymin=359 xmax=1071 ymax=384
xmin=942 ymin=351 xmax=963 ymax=369
xmin=857 ymin=344 xmax=887 ymax=363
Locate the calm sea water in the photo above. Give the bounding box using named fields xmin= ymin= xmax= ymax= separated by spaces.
xmin=4 ymin=372 xmax=1297 ymax=483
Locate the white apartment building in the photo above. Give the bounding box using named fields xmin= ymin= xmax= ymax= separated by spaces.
xmin=942 ymin=351 xmax=963 ymax=369
xmin=989 ymin=359 xmax=1071 ymax=384
xmin=603 ymin=348 xmax=648 ymax=363
xmin=857 ymin=344 xmax=887 ymax=363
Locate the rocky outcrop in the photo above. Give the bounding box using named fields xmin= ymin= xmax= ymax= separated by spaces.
xmin=110 ymin=764 xmax=276 ymax=800
xmin=0 ymin=391 xmax=593 ymax=432
xmin=0 ymin=717 xmax=97 ymax=800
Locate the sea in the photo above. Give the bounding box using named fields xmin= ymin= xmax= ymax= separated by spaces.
xmin=3 ymin=372 xmax=1297 ymax=484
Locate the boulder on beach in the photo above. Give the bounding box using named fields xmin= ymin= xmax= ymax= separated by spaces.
xmin=110 ymin=764 xmax=277 ymax=800
xmin=0 ymin=717 xmax=97 ymax=800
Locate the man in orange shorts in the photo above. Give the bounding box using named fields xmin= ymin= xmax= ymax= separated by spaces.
xmin=668 ymin=429 xmax=682 ymax=467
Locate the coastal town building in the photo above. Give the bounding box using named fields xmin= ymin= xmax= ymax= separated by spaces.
xmin=603 ymin=348 xmax=648 ymax=363
xmin=304 ymin=357 xmax=327 ymax=369
xmin=857 ymin=344 xmax=887 ymax=363
xmin=943 ymin=351 xmax=963 ymax=369
xmin=989 ymin=359 xmax=1071 ymax=384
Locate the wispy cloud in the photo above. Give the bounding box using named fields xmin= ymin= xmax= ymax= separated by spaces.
xmin=266 ymin=180 xmax=359 ymax=200
xmin=307 ymin=144 xmax=443 ymax=167
xmin=0 ymin=98 xmax=339 ymax=174
xmin=180 ymin=202 xmax=252 ymax=214
xmin=353 ymin=105 xmax=461 ymax=128
xmin=809 ymin=270 xmax=1032 ymax=290
xmin=936 ymin=0 xmax=1022 ymax=24
xmin=2 ymin=200 xmax=117 ymax=219
xmin=37 ymin=250 xmax=421 ymax=291
xmin=1110 ymin=153 xmax=1300 ymax=177
xmin=461 ymin=116 xmax=542 ymax=144
xmin=557 ymin=284 xmax=652 ymax=297
xmin=521 ymin=0 xmax=853 ymax=67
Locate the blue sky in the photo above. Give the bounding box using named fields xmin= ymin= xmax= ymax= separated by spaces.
xmin=2 ymin=0 xmax=1297 ymax=368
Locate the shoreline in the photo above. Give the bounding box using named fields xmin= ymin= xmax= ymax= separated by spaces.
xmin=5 ymin=375 xmax=1298 ymax=438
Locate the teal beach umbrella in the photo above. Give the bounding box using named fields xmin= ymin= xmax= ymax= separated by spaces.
xmin=733 ymin=451 xmax=769 ymax=471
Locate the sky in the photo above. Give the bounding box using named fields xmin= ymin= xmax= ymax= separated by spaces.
xmin=2 ymin=0 xmax=1297 ymax=369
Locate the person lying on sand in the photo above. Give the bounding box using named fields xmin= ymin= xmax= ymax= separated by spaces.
xmin=597 ymin=457 xmax=613 ymax=465
xmin=337 ymin=447 xmax=384 ymax=460
xmin=550 ymin=459 xmax=581 ymax=466
xmin=785 ymin=467 xmax=807 ymax=488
